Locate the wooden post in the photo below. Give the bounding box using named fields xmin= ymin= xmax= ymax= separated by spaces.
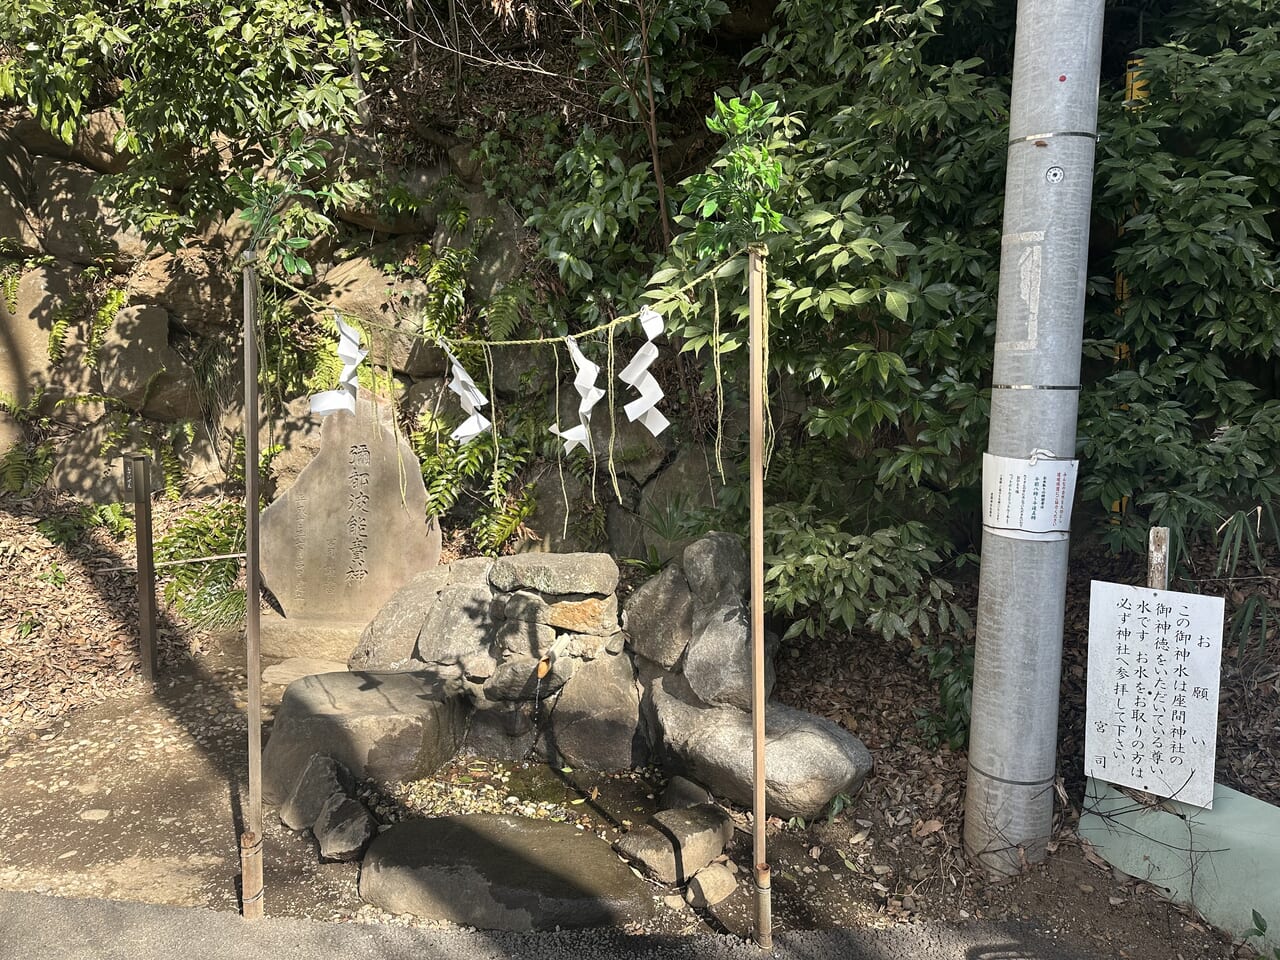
xmin=126 ymin=454 xmax=158 ymax=686
xmin=1148 ymin=526 xmax=1170 ymax=591
xmin=747 ymin=245 xmax=772 ymax=951
xmin=241 ymin=258 xmax=265 ymax=919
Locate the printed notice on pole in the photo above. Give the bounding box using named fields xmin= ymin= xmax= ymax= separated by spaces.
xmin=981 ymin=452 xmax=1078 ymax=541
xmin=1085 ymin=581 xmax=1224 ymax=809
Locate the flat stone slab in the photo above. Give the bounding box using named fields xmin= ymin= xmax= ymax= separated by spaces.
xmin=262 ymin=671 xmax=467 ymax=804
xmin=360 ymin=815 xmax=656 ymax=930
xmin=260 ymin=611 xmax=366 ymax=664
xmin=489 ymin=554 xmax=619 ymax=596
xmin=613 ymin=804 xmax=731 ymax=884
xmin=262 ymin=658 xmax=348 ymax=687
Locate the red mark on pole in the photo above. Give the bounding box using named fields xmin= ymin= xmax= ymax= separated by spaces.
xmin=1058 ymin=74 xmax=1067 ymax=82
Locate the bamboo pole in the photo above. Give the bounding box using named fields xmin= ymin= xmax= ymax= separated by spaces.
xmin=241 ymin=257 xmax=265 ymax=920
xmin=748 ymin=245 xmax=772 ymax=951
xmin=128 ymin=454 xmax=158 ymax=687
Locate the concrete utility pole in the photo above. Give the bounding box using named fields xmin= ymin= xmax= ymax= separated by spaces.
xmin=963 ymin=0 xmax=1105 ymax=876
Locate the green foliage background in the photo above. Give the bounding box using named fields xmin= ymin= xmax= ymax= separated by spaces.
xmin=2 ymin=0 xmax=1278 ymax=734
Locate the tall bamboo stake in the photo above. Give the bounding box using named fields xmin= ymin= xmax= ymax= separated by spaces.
xmin=241 ymin=257 xmax=265 ymax=920
xmin=748 ymin=245 xmax=772 ymax=950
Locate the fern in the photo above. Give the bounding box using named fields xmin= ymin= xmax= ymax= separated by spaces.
xmin=471 ymin=487 xmax=536 ymax=555
xmin=483 ymin=286 xmax=521 ymax=341
xmin=86 ymin=288 xmax=127 ymax=368
xmin=1 ymin=263 xmax=19 ymax=312
xmin=46 ymin=314 xmax=72 ymax=363
xmin=155 ymin=501 xmax=246 ymax=628
xmin=419 ymin=245 xmax=472 ymax=341
xmin=0 ymin=441 xmax=53 ymax=495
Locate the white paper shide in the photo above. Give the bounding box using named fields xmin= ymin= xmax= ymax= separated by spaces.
xmin=1085 ymin=581 xmax=1225 ymax=809
xmin=310 ymin=315 xmax=367 ymax=416
xmin=550 ymin=336 xmax=605 ymax=454
xmin=618 ymin=307 xmax=670 ymax=437
xmin=444 ymin=347 xmax=491 ymax=444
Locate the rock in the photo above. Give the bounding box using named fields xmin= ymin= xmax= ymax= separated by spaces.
xmin=349 ymin=567 xmax=451 ymax=671
xmin=130 ymin=249 xmax=238 ymax=331
xmin=491 ymin=343 xmax=554 ymax=398
xmin=613 ymin=804 xmax=732 ymax=885
xmin=0 ymin=415 xmax=21 ymax=459
xmin=13 ymin=109 xmax=130 ymax=174
xmin=447 ymin=143 xmax=481 ymax=183
xmin=262 ymin=671 xmax=467 ymax=803
xmin=30 ymin=157 xmax=149 ymax=266
xmin=682 ymin=603 xmax=775 ymax=710
xmin=483 ymin=656 xmax=572 ymax=702
xmin=651 ymin=679 xmax=873 ymax=820
xmin=97 ymin=305 xmax=202 ymax=421
xmin=0 ymin=265 xmax=103 ymax=419
xmin=260 ymin=395 xmax=324 ymax=497
xmin=545 ymin=651 xmax=641 ymax=771
xmin=432 ymin=192 xmax=522 ymax=302
xmin=462 ymin=702 xmax=539 ymax=761
xmin=402 ymin=377 xmax=460 ymax=427
xmin=446 ymin=557 xmax=494 ymax=586
xmin=623 ymin=566 xmax=693 ymax=670
xmin=325 ymin=134 xmax=448 ymax=233
xmin=49 ymin=419 xmax=164 ymax=503
xmin=460 ymin=651 xmax=496 ymax=681
xmin=360 ymin=815 xmax=655 ymax=930
xmin=417 ymin=583 xmax=497 ymax=664
xmin=489 ymin=553 xmax=619 ymax=596
xmin=260 ymin=612 xmax=368 ymax=664
xmin=279 ymin=754 xmax=354 ymax=832
xmin=635 ymin=447 xmax=720 ymax=561
xmin=494 ymin=619 xmax=556 ymax=661
xmin=501 ymin=591 xmax=620 ymax=636
xmin=307 ymin=248 xmax=446 ymax=377
xmin=313 ymin=793 xmax=378 ymax=862
xmin=561 ymin=632 xmax=619 ymax=661
xmin=683 ymin=533 xmax=747 ymax=607
xmin=551 ymin=388 xmax=667 ymax=486
xmin=258 ymin=393 xmax=441 ymax=624
xmin=685 ymin=863 xmax=737 ymax=908
xmin=662 ymin=775 xmax=714 ymax=810
xmin=262 ymin=659 xmax=348 ymax=687
xmin=513 ymin=463 xmax=602 ymax=554
xmin=0 ymin=140 xmax=40 ymax=254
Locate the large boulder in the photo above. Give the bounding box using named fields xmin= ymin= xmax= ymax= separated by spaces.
xmin=512 ymin=464 xmax=603 ymax=555
xmin=97 ymin=305 xmax=202 ymax=421
xmin=30 ymin=157 xmax=149 ymax=266
xmin=259 ymin=395 xmax=324 ymax=497
xmin=0 ymin=265 xmax=102 ymax=419
xmin=682 ymin=533 xmax=747 ymax=607
xmin=545 ymin=651 xmax=642 ymax=770
xmin=622 ymin=565 xmax=694 ymax=670
xmin=49 ymin=418 xmax=166 ymax=502
xmin=129 ymin=249 xmax=238 ymax=332
xmin=360 ymin=815 xmax=655 ymax=931
xmin=682 ymin=602 xmax=775 ymax=710
xmin=349 ymin=567 xmax=451 ymax=671
xmin=651 ymin=678 xmax=872 ymax=820
xmin=550 ymin=387 xmax=668 ymax=487
xmin=13 ymin=109 xmax=131 ymax=174
xmin=634 ymin=447 xmax=721 ymax=561
xmin=306 ymin=247 xmax=446 ymax=378
xmin=416 ymin=582 xmax=497 ymax=665
xmin=262 ymin=671 xmax=467 ymax=803
xmin=0 ymin=129 xmax=40 ymax=254
xmin=432 ymin=192 xmax=522 ymax=302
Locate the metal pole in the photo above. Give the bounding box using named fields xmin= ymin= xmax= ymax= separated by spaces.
xmin=241 ymin=257 xmax=265 ymax=919
xmin=127 ymin=454 xmax=158 ymax=686
xmin=963 ymin=0 xmax=1105 ymax=876
xmin=747 ymin=245 xmax=772 ymax=951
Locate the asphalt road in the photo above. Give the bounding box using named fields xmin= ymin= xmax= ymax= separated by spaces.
xmin=0 ymin=891 xmax=1103 ymax=960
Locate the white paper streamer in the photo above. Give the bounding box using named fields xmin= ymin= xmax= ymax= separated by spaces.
xmin=617 ymin=307 xmax=670 ymax=436
xmin=549 ymin=336 xmax=605 ymax=453
xmin=444 ymin=346 xmax=491 ymax=444
xmin=310 ymin=315 xmax=367 ymax=416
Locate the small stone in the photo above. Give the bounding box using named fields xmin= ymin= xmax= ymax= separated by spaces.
xmin=460 ymin=651 xmax=496 ymax=682
xmin=1078 ymin=883 xmax=1094 ymax=894
xmin=279 ymin=755 xmax=354 ymax=832
xmin=685 ymin=863 xmax=737 ymax=908
xmin=78 ymin=809 xmax=110 ymax=822
xmin=314 ymin=793 xmax=378 ymax=862
xmin=661 ymin=775 xmax=714 ymax=810
xmin=612 ymin=804 xmax=732 ymax=884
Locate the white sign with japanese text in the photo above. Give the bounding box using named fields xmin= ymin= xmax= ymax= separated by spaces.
xmin=1085 ymin=581 xmax=1225 ymax=809
xmin=981 ymin=452 xmax=1078 ymax=541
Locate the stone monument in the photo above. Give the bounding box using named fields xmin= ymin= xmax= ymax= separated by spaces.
xmin=260 ymin=394 xmax=441 ymax=660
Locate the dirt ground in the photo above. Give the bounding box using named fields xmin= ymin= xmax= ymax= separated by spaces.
xmin=0 ymin=491 xmax=1274 ymax=958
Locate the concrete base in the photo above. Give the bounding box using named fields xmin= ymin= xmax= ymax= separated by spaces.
xmin=260 ymin=610 xmax=365 ymax=663
xmin=1080 ymin=777 xmax=1280 ymax=951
